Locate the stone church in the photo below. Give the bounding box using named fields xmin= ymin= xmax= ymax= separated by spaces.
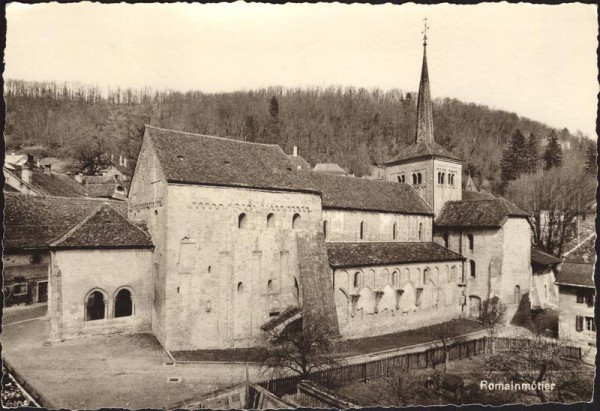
xmin=42 ymin=40 xmax=532 ymax=351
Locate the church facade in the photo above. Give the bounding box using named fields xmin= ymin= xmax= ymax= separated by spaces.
xmin=40 ymin=40 xmax=533 ymax=351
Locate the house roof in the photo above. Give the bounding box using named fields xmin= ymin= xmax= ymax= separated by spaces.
xmin=260 ymin=306 xmax=302 ymax=332
xmin=313 ymin=163 xmax=347 ymax=175
xmin=436 ymin=198 xmax=529 ymax=228
xmin=531 ymin=247 xmax=562 ymax=266
xmin=145 ymin=125 xmax=319 ymax=194
xmin=287 ymin=154 xmax=311 ymax=170
xmin=326 ymin=242 xmax=465 ymax=268
xmin=50 ymin=205 xmax=152 ymax=249
xmin=82 ymin=175 xmax=127 ymax=198
xmin=564 ymin=235 xmax=596 ymax=264
xmin=29 ymin=168 xmax=88 ymax=198
xmin=3 ymin=193 xmax=130 ymax=250
xmin=384 ymin=140 xmax=463 ymax=165
xmin=307 ymin=173 xmax=432 ymax=215
xmin=555 ymin=262 xmax=595 ymax=289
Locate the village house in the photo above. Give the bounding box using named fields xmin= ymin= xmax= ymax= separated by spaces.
xmin=556 ymin=235 xmax=596 ymax=350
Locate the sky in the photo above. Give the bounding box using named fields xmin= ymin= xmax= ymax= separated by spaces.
xmin=5 ymin=2 xmax=598 ymax=139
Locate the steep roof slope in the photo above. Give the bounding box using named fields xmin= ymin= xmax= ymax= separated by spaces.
xmin=327 ymin=242 xmax=464 ymax=268
xmin=531 ymin=247 xmax=562 ymax=266
xmin=385 ymin=140 xmax=463 ymax=165
xmin=3 ymin=193 xmax=128 ymax=250
xmin=307 ymin=172 xmax=432 ymax=215
xmin=30 ymin=169 xmax=88 ymax=197
xmin=145 ymin=125 xmax=318 ymax=193
xmin=436 ymin=198 xmax=529 ymax=228
xmin=50 ymin=205 xmax=152 ymax=249
xmin=555 ymin=262 xmax=595 ymax=289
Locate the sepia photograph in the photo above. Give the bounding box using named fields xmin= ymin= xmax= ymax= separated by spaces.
xmin=1 ymin=1 xmax=598 ymax=409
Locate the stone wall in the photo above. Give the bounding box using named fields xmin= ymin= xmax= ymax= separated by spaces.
xmin=161 ymin=183 xmax=323 ymax=350
xmin=531 ymin=270 xmax=559 ymax=310
xmin=49 ymin=249 xmax=153 ymax=340
xmin=323 ymin=209 xmax=432 ymax=243
xmin=333 ymin=260 xmax=463 ymax=339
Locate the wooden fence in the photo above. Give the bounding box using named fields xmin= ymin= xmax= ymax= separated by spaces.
xmin=258 ymin=336 xmax=582 ymax=397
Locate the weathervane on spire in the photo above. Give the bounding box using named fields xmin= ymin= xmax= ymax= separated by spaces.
xmin=422 ymin=18 xmax=429 ymax=47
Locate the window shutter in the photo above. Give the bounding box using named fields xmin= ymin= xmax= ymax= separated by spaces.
xmin=576 ymin=315 xmax=584 ymax=332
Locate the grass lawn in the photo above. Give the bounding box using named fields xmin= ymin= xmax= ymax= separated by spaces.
xmin=171 ymin=319 xmax=486 ymax=362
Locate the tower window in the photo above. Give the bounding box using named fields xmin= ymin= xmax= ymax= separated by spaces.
xmin=467 ymin=234 xmax=474 ymax=251
xmin=237 ymin=282 xmax=244 ymax=293
xmin=323 ymin=220 xmax=328 ymax=239
xmin=392 ymin=223 xmax=397 ymax=240
xmin=514 ymin=285 xmax=521 ymax=304
xmin=417 ymin=172 xmax=422 ymax=184
xmin=359 ymin=221 xmax=365 ymax=240
xmin=437 ymin=172 xmax=441 ymax=184
xmin=238 ymin=213 xmax=247 ymax=229
xmin=412 ymin=173 xmax=417 ymax=185
xmin=470 ymin=260 xmax=476 ymax=278
xmin=418 ymin=223 xmax=423 ymax=241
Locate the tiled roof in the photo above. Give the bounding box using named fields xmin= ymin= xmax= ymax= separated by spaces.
xmin=30 ymin=169 xmax=88 ymax=198
xmin=555 ymin=262 xmax=595 ymax=289
xmin=531 ymin=247 xmax=562 ymax=266
xmin=564 ymin=235 xmax=596 ymax=264
xmin=145 ymin=126 xmax=433 ymax=214
xmin=313 ymin=163 xmax=347 ymax=175
xmin=82 ymin=175 xmax=127 ymax=198
xmin=436 ymin=198 xmax=529 ymax=228
xmin=287 ymin=155 xmax=311 ymax=170
xmin=307 ymin=173 xmax=432 ymax=215
xmin=3 ymin=193 xmax=128 ymax=250
xmin=462 ymin=190 xmax=496 ymax=201
xmin=146 ymin=125 xmax=318 ymax=193
xmin=50 ymin=205 xmax=152 ymax=249
xmin=384 ymin=140 xmax=463 ymax=165
xmin=261 ymin=306 xmax=302 ymax=332
xmin=327 ymin=242 xmax=465 ymax=268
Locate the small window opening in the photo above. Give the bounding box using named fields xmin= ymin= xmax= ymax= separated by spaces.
xmin=418 ymin=222 xmax=423 ymax=241
xmin=267 ymin=213 xmax=275 ymax=228
xmin=392 ymin=223 xmax=397 ymax=240
xmin=353 ymin=272 xmax=362 ymax=288
xmin=323 ymin=220 xmax=328 ymax=239
xmin=467 ymin=234 xmax=474 ymax=251
xmin=292 ymin=213 xmax=301 ymax=229
xmin=470 ymin=260 xmax=476 ymax=278
xmin=238 ymin=213 xmax=247 ymax=229
xmin=85 ymin=291 xmax=106 ymax=321
xmin=267 ymin=280 xmax=273 ymax=292
xmin=115 ymin=289 xmax=133 ymax=318
xmin=417 ymin=172 xmax=422 ymax=184
xmin=359 ymin=221 xmax=365 ymax=240
xmin=237 ymin=282 xmax=244 ymax=293
xmin=514 ymin=285 xmax=521 ymax=304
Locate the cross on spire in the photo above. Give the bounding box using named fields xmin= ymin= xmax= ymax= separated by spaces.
xmin=422 ymin=18 xmax=429 ymax=47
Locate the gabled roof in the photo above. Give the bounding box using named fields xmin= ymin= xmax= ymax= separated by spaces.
xmin=3 ymin=193 xmax=129 ymax=250
xmin=307 ymin=173 xmax=432 ymax=215
xmin=327 ymin=242 xmax=465 ymax=268
xmin=436 ymin=198 xmax=529 ymax=228
xmin=384 ymin=140 xmax=463 ymax=165
xmin=555 ymin=262 xmax=595 ymax=289
xmin=145 ymin=125 xmax=319 ymax=193
xmin=313 ymin=163 xmax=347 ymax=175
xmin=30 ymin=169 xmax=88 ymax=197
xmin=531 ymin=247 xmax=562 ymax=266
xmin=50 ymin=205 xmax=152 ymax=249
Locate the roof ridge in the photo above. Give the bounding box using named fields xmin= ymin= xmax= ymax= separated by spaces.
xmin=49 ymin=203 xmax=109 ymax=246
xmin=145 ymin=124 xmax=282 ymax=148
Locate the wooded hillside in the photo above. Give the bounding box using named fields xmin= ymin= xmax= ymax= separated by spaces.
xmin=4 ymin=79 xmax=591 ymax=190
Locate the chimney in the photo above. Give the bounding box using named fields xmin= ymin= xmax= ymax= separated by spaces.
xmin=44 ymin=164 xmax=52 ymax=175
xmin=74 ymin=173 xmax=83 ymax=183
xmin=293 ymin=146 xmax=298 ymax=157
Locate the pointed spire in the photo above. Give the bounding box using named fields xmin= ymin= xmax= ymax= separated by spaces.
xmin=415 ymin=19 xmax=434 ymax=143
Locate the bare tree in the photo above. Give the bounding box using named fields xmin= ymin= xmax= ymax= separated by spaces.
xmin=257 ymin=314 xmax=342 ymax=379
xmin=505 ymin=157 xmax=596 ymax=256
xmin=428 ymin=320 xmax=466 ymax=372
xmin=75 ymin=135 xmax=111 ymax=175
xmin=484 ymin=333 xmax=593 ymax=403
xmin=481 ymin=296 xmax=507 ymax=354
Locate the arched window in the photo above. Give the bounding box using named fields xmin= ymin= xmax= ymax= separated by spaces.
xmin=441 ymin=173 xmax=445 ymax=184
xmin=443 ymin=233 xmax=449 ymax=248
xmin=418 ymin=223 xmax=423 ymax=241
xmin=267 ymin=280 xmax=273 ymax=292
xmin=266 ymin=213 xmax=275 ymax=228
xmin=423 ymin=268 xmax=431 ymax=283
xmin=359 ymin=221 xmax=365 ymax=240
xmin=323 ymin=220 xmax=328 ymax=238
xmin=437 ymin=172 xmax=441 ymax=184
xmin=85 ymin=290 xmax=106 ymax=321
xmin=392 ymin=223 xmax=397 ymax=240
xmin=392 ymin=271 xmax=399 ymax=287
xmin=237 ymin=282 xmax=244 ymax=293
xmin=238 ymin=213 xmax=247 ymax=229
xmin=353 ymin=272 xmax=362 ymax=288
xmin=467 ymin=234 xmax=474 ymax=251
xmin=450 ymin=265 xmax=458 ymax=282
xmin=514 ymin=285 xmax=521 ymax=304
xmin=417 ymin=173 xmax=422 ymax=184
xmin=114 ymin=288 xmax=133 ymax=318
xmin=470 ymin=260 xmax=476 ymax=278
xmin=292 ymin=213 xmax=301 ymax=229
xmin=449 ymin=174 xmax=455 ymax=185
xmin=412 ymin=173 xmax=417 ymax=185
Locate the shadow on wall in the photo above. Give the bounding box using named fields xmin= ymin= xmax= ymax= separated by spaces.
xmin=510 ymin=292 xmax=532 ymax=328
